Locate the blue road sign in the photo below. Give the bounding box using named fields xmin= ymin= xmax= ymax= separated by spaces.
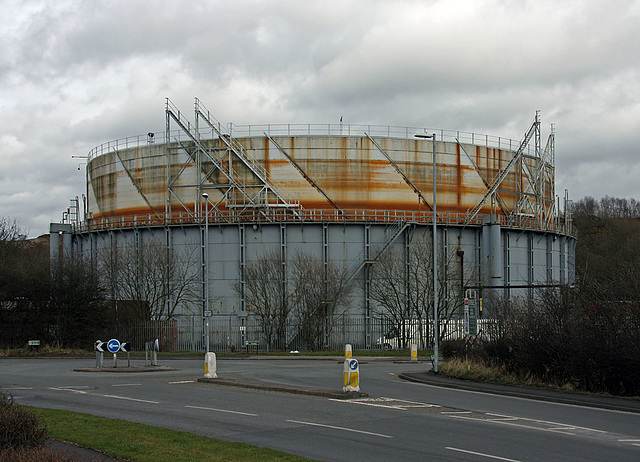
xmin=107 ymin=338 xmax=121 ymax=353
xmin=349 ymin=359 xmax=358 ymax=370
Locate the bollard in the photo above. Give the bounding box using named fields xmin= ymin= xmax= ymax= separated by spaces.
xmin=343 ymin=357 xmax=360 ymax=392
xmin=204 ymin=352 xmax=217 ymax=378
xmin=410 ymin=343 xmax=418 ymax=361
xmin=344 ymin=343 xmax=352 ymax=359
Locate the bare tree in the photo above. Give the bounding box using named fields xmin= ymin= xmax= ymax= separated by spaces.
xmin=236 ymin=250 xmax=291 ymax=351
xmin=99 ymin=238 xmax=200 ymax=321
xmin=370 ymin=230 xmax=472 ymax=348
xmin=290 ymin=252 xmax=353 ymax=350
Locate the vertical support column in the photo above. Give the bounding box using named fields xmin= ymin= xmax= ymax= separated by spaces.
xmin=239 ymin=224 xmax=246 ymax=313
xmin=503 ymin=233 xmax=510 ymax=300
xmin=280 ymin=222 xmax=287 ymax=305
xmin=364 ymin=224 xmax=371 ymax=347
xmin=165 ymin=226 xmax=172 ymax=319
xmin=482 ymin=215 xmax=503 ymax=312
xmin=322 ymin=223 xmax=329 ymax=347
xmin=528 ymin=234 xmax=534 ymax=299
xmin=560 ymin=236 xmax=566 ymax=284
xmin=546 ymin=235 xmax=553 ymax=284
xmin=200 ymin=221 xmax=207 ymax=351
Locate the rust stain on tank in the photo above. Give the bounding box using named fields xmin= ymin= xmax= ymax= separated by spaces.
xmin=87 ymin=131 xmax=547 ymax=224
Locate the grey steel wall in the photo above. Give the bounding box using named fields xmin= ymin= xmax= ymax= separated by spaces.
xmin=68 ymin=220 xmax=575 ymax=320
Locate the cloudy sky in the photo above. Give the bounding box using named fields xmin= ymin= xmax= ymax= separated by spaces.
xmin=1 ymin=0 xmax=639 ymax=237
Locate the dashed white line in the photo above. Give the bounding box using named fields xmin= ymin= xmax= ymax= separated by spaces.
xmin=169 ymin=380 xmax=195 ymax=384
xmin=1 ymin=387 xmax=33 ymax=390
xmin=101 ymin=394 xmax=159 ymax=404
xmin=446 ymin=447 xmax=522 ymax=461
xmin=286 ymin=419 xmax=393 ymax=439
xmin=111 ymin=383 xmax=142 ymax=387
xmin=185 ymin=405 xmax=257 ymax=416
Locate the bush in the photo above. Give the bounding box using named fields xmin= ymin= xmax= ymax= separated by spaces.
xmin=0 ymin=446 xmax=75 ymax=462
xmin=0 ymin=392 xmax=48 ymax=450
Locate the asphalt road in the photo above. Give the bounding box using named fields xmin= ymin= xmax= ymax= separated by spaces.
xmin=2 ymin=357 xmax=640 ymax=461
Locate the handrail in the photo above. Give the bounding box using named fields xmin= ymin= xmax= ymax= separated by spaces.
xmin=87 ymin=124 xmax=531 ymax=161
xmin=74 ymin=208 xmax=575 ymax=237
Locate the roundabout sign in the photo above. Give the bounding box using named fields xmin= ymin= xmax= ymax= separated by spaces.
xmin=107 ymin=338 xmax=121 ymax=353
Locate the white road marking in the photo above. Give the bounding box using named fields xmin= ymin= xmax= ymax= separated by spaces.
xmin=101 ymin=394 xmax=159 ymax=404
xmin=448 ymin=414 xmax=578 ymax=435
xmin=330 ymin=396 xmax=439 ymax=410
xmin=286 ymin=419 xmax=393 ymax=439
xmin=169 ymin=380 xmax=195 ymax=384
xmin=111 ymin=383 xmax=142 ymax=387
xmin=485 ymin=413 xmax=606 ymax=433
xmin=402 ymin=380 xmax=636 ymax=415
xmin=185 ymin=405 xmax=258 ymax=416
xmin=48 ymin=387 xmax=88 ymax=394
xmin=1 ymin=387 xmax=33 ymax=390
xmin=446 ymin=446 xmax=522 ymax=462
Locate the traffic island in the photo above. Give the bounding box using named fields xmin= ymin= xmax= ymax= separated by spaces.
xmin=74 ymin=365 xmax=177 ymax=373
xmin=198 ymin=377 xmax=369 ymax=399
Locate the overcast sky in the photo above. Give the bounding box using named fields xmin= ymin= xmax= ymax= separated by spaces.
xmin=1 ymin=0 xmax=639 ymax=237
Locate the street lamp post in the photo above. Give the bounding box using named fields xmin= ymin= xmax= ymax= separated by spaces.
xmin=415 ymin=133 xmax=439 ymax=373
xmin=202 ymin=192 xmax=210 ymax=353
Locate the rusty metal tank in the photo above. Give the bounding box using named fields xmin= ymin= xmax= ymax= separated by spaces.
xmin=86 ymin=118 xmax=556 ymax=232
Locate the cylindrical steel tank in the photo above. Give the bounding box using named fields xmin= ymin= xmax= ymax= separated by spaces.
xmin=54 ymin=103 xmax=575 ymax=351
xmin=85 ymin=127 xmax=553 ymax=228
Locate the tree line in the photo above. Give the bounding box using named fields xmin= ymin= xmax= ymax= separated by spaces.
xmin=443 ymin=197 xmax=640 ymax=396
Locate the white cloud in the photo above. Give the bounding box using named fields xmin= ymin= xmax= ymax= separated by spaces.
xmin=1 ymin=0 xmax=640 ymax=236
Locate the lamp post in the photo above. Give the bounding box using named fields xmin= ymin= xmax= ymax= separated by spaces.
xmin=415 ymin=133 xmax=438 ymax=373
xmin=202 ymin=192 xmax=210 ymax=353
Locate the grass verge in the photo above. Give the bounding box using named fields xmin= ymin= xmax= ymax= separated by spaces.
xmin=28 ymin=407 xmax=312 ymax=462
xmin=438 ymin=358 xmax=578 ymax=391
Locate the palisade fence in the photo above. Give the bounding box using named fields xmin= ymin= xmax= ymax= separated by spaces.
xmin=120 ymin=316 xmax=497 ymax=353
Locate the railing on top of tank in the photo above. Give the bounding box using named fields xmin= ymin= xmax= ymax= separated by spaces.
xmin=86 ymin=123 xmax=533 ymax=161
xmin=77 ymin=208 xmax=575 ymax=237
xmin=229 ymin=123 xmax=526 ymax=153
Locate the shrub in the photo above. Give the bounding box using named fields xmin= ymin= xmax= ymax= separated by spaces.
xmin=0 ymin=446 xmax=75 ymax=462
xmin=0 ymin=392 xmax=48 ymax=450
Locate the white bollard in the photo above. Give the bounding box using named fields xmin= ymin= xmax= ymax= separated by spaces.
xmin=344 ymin=343 xmax=352 ymax=359
xmin=204 ymin=352 xmax=217 ymax=378
xmin=343 ymin=357 xmax=360 ymax=392
xmin=410 ymin=343 xmax=418 ymax=361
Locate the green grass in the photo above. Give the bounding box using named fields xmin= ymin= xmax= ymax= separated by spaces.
xmin=28 ymin=407 xmax=312 ymax=462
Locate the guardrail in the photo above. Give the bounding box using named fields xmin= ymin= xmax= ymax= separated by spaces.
xmin=74 ymin=208 xmax=575 ymax=237
xmin=87 ymin=123 xmax=530 ymax=161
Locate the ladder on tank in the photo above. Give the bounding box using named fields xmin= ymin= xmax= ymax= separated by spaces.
xmin=193 ymin=98 xmax=300 ymax=217
xmin=165 ymin=98 xmax=300 ymax=221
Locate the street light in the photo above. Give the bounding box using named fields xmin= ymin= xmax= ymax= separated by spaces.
xmin=415 ymin=133 xmax=439 ymax=373
xmin=202 ymin=192 xmax=210 ymax=353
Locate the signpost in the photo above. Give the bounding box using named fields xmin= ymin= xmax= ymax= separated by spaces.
xmin=107 ymin=338 xmax=121 ymax=367
xmin=94 ymin=338 xmax=131 ymax=368
xmin=343 ymin=358 xmax=360 ymax=392
xmin=245 ymin=340 xmax=259 ymax=354
xmin=95 ymin=340 xmax=104 ymax=368
xmin=120 ymin=342 xmax=132 ymax=367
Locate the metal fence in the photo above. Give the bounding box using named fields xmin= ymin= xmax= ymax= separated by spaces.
xmin=121 ymin=316 xmax=497 ymax=353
